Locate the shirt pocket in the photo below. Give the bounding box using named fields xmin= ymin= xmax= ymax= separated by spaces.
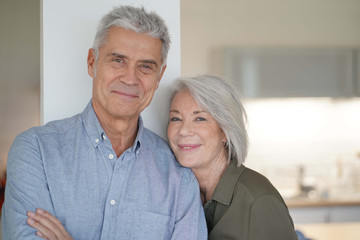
xmin=131 ymin=210 xmax=173 ymax=240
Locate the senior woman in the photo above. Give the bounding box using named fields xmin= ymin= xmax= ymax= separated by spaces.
xmin=166 ymin=75 xmax=298 ymax=240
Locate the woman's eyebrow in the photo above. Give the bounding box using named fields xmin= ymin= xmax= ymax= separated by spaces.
xmin=193 ymin=110 xmax=207 ymax=114
xmin=169 ymin=109 xmax=180 ymax=113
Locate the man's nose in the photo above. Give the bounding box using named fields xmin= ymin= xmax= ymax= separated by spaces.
xmin=121 ymin=65 xmax=138 ymax=85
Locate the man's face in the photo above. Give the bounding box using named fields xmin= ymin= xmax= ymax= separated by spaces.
xmin=88 ymin=27 xmax=166 ymax=122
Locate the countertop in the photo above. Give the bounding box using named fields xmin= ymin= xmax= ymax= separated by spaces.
xmin=295 ymin=222 xmax=360 ymax=240
xmin=286 ymin=198 xmax=360 ymax=208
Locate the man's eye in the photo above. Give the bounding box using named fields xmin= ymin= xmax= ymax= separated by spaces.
xmin=140 ymin=64 xmax=153 ymax=72
xmin=139 ymin=64 xmax=155 ymax=74
xmin=142 ymin=64 xmax=151 ymax=69
xmin=114 ymin=58 xmax=123 ymax=63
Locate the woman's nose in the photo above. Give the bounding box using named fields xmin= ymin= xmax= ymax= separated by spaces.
xmin=178 ymin=121 xmax=194 ymax=137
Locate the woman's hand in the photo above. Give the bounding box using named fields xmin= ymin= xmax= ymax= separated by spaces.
xmin=27 ymin=208 xmax=73 ymax=240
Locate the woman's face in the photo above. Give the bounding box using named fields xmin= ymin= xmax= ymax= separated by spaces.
xmin=167 ymin=89 xmax=227 ymax=171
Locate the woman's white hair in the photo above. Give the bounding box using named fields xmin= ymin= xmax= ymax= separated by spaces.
xmin=93 ymin=5 xmax=170 ymax=67
xmin=166 ymin=75 xmax=249 ymax=166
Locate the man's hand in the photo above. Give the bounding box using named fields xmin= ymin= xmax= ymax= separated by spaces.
xmin=27 ymin=208 xmax=73 ymax=240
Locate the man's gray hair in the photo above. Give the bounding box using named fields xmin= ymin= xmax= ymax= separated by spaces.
xmin=166 ymin=75 xmax=249 ymax=166
xmin=93 ymin=5 xmax=170 ymax=66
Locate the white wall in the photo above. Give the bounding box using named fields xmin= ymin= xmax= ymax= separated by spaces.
xmin=42 ymin=0 xmax=180 ymax=138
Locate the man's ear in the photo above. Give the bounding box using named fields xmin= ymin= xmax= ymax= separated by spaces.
xmin=156 ymin=64 xmax=167 ymax=89
xmin=87 ymin=48 xmax=96 ymax=78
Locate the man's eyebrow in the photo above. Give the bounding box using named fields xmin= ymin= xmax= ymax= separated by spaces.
xmin=108 ymin=52 xmax=127 ymax=59
xmin=107 ymin=53 xmax=159 ymax=67
xmin=169 ymin=109 xmax=179 ymax=113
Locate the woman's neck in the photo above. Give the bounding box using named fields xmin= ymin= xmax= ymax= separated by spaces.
xmin=192 ymin=155 xmax=229 ymax=205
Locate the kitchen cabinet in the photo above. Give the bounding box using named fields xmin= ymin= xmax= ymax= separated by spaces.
xmin=289 ymin=204 xmax=360 ymax=224
xmin=224 ymin=48 xmax=360 ymax=98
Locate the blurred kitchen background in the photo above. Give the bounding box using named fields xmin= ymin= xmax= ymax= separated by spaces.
xmin=1 ymin=0 xmax=360 ymax=238
xmin=181 ymin=0 xmax=360 ymax=238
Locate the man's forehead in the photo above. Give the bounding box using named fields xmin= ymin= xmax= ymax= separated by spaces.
xmin=106 ymin=26 xmax=161 ymax=44
xmin=103 ymin=28 xmax=162 ymax=58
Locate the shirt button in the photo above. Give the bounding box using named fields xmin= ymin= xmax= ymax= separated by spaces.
xmin=108 ymin=154 xmax=114 ymax=160
xmin=95 ymin=138 xmax=99 ymax=143
xmin=102 ymin=135 xmax=107 ymax=140
xmin=110 ymin=200 xmax=116 ymax=205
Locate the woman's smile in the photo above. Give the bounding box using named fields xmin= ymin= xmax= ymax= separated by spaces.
xmin=178 ymin=144 xmax=201 ymax=151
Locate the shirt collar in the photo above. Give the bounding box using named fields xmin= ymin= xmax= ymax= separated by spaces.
xmin=82 ymin=101 xmax=105 ymax=148
xmin=211 ymin=160 xmax=246 ymax=205
xmin=82 ymin=100 xmax=142 ymax=154
xmin=132 ymin=116 xmax=143 ymax=155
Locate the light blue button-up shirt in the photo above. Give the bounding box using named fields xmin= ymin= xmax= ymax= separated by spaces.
xmin=2 ymin=101 xmax=207 ymax=239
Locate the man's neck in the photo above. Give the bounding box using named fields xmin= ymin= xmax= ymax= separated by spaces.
xmin=93 ymin=107 xmax=139 ymax=158
xmin=102 ymin=117 xmax=138 ymax=158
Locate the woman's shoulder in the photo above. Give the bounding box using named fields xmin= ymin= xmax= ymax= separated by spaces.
xmin=237 ymin=165 xmax=285 ymax=203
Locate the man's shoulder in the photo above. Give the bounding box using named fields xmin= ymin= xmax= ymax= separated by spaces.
xmin=18 ymin=113 xmax=83 ymax=140
xmin=141 ymin=128 xmax=171 ymax=152
xmin=141 ymin=128 xmax=195 ymax=181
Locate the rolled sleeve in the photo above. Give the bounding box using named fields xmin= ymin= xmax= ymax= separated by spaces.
xmin=2 ymin=131 xmax=54 ymax=239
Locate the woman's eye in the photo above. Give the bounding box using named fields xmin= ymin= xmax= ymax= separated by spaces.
xmin=170 ymin=117 xmax=181 ymax=121
xmin=196 ymin=117 xmax=207 ymax=121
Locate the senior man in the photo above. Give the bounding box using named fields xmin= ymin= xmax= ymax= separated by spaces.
xmin=2 ymin=5 xmax=207 ymax=240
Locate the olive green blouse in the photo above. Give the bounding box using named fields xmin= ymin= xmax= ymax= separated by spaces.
xmin=204 ymin=161 xmax=298 ymax=240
